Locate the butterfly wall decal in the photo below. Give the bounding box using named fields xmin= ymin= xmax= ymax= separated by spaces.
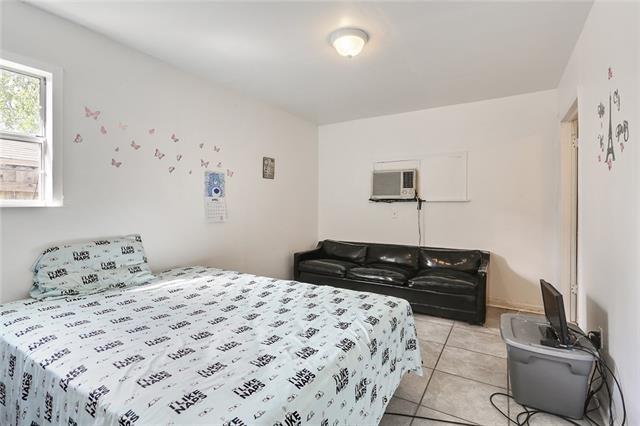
xmin=214 ymin=145 xmax=221 ymax=152
xmin=114 ymin=147 xmax=119 ymax=152
xmin=168 ymin=166 xmax=175 ymax=173
xmin=217 ymin=161 xmax=222 ymax=168
xmin=84 ymin=106 xmax=100 ymax=120
xmin=171 ymin=133 xmax=179 ymax=143
xmin=148 ymin=128 xmax=156 ymax=135
xmin=100 ymin=126 xmax=107 ymax=135
xmin=154 ymin=148 xmax=165 ymax=160
xmin=200 ymin=159 xmax=209 ymax=168
xmin=73 ymin=134 xmax=83 ymax=143
xmin=118 ymin=122 xmax=128 ymax=130
xmin=131 ymin=141 xmax=141 ymax=150
xmin=176 ymin=154 xmax=182 ymax=161
xmin=227 ymin=169 xmax=234 ymax=177
xmin=199 ymin=143 xmax=204 ymax=149
xmin=111 ymin=159 xmax=122 ymax=168
xmin=188 ymin=170 xmax=192 ymax=175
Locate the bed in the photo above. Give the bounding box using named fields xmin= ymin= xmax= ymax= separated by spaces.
xmin=0 ymin=266 xmax=422 ymax=426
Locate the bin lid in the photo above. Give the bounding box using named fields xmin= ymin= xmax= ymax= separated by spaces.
xmin=499 ymin=313 xmax=595 ymax=362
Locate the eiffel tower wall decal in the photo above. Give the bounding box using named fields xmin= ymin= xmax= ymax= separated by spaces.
xmin=596 ymin=67 xmax=631 ymax=171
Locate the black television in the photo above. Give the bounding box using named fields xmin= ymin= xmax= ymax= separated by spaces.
xmin=540 ymin=279 xmax=572 ymax=346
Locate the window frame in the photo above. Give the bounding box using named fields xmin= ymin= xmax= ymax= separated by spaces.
xmin=0 ymin=54 xmax=63 ymax=207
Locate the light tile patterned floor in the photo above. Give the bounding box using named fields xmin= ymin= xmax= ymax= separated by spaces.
xmin=381 ymin=307 xmax=599 ymax=426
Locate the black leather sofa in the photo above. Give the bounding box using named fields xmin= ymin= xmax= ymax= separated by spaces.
xmin=294 ymin=240 xmax=490 ymax=324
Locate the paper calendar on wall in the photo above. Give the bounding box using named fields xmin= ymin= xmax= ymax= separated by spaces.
xmin=204 ymin=171 xmax=227 ymax=222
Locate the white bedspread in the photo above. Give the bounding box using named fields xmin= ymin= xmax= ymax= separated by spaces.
xmin=0 ymin=267 xmax=422 ymax=426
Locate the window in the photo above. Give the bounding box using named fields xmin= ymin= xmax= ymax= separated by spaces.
xmin=0 ymin=57 xmax=59 ymax=207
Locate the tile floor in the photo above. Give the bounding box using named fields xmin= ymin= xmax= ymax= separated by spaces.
xmin=381 ymin=307 xmax=600 ymax=426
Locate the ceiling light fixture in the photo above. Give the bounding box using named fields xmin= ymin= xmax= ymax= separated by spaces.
xmin=330 ymin=28 xmax=368 ymax=58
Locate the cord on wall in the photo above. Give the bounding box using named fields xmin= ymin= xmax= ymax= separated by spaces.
xmin=417 ymin=197 xmax=425 ymax=246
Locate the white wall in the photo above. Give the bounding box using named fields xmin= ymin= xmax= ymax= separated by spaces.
xmin=0 ymin=2 xmax=318 ymax=303
xmin=557 ymin=2 xmax=639 ymax=421
xmin=319 ymin=90 xmax=560 ymax=311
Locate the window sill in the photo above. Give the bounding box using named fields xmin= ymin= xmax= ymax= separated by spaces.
xmin=0 ymin=199 xmax=63 ymax=208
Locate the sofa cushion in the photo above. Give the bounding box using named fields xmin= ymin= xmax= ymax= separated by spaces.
xmin=408 ymin=269 xmax=479 ymax=295
xmin=323 ymin=240 xmax=367 ymax=264
xmin=419 ymin=249 xmax=482 ymax=273
xmin=367 ymin=263 xmax=415 ymax=278
xmin=298 ymin=259 xmax=357 ymax=277
xmin=367 ymin=245 xmax=419 ymax=269
xmin=347 ymin=267 xmax=408 ymax=286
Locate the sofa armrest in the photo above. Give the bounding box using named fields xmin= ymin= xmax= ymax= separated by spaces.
xmin=293 ymin=243 xmax=325 ymax=280
xmin=473 ymin=252 xmax=490 ymax=324
xmin=478 ymin=254 xmax=490 ymax=276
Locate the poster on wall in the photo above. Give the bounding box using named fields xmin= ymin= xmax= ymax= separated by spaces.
xmin=204 ymin=171 xmax=227 ymax=223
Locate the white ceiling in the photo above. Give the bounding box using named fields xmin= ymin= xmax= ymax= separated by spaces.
xmin=29 ymin=1 xmax=592 ymax=124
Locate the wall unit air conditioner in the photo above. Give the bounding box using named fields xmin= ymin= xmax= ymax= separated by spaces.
xmin=371 ymin=169 xmax=417 ymax=200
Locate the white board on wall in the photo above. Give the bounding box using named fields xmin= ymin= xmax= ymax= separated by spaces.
xmin=373 ymin=151 xmax=468 ymax=202
xmin=421 ymin=152 xmax=468 ymax=202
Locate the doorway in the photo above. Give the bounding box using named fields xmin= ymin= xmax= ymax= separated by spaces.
xmin=561 ymin=101 xmax=579 ymax=323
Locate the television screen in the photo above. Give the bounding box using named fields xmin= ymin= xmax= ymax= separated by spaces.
xmin=540 ymin=280 xmax=571 ymax=346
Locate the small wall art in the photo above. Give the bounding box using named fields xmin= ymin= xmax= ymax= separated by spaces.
xmin=596 ymin=67 xmax=631 ymax=171
xmin=263 ymin=156 xmax=275 ymax=179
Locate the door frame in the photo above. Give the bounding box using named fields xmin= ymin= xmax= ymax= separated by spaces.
xmin=560 ymin=100 xmax=579 ymax=322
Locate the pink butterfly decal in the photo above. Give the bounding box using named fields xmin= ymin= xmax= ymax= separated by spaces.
xmin=607 ymin=159 xmax=613 ymax=170
xmin=217 ymin=161 xmax=222 ymax=168
xmin=111 ymin=158 xmax=122 ymax=168
xmin=84 ymin=106 xmax=100 ymax=120
xmin=148 ymin=128 xmax=156 ymax=135
xmin=115 ymin=147 xmax=120 ymax=152
xmin=199 ymin=143 xmax=204 ymax=149
xmin=131 ymin=140 xmax=141 ymax=150
xmin=100 ymin=126 xmax=107 ymax=135
xmin=176 ymin=154 xmax=182 ymax=161
xmin=200 ymin=159 xmax=209 ymax=168
xmin=168 ymin=166 xmax=176 ymax=174
xmin=214 ymin=145 xmax=221 ymax=152
xmin=189 ymin=170 xmax=192 ymax=175
xmin=620 ymin=143 xmax=625 ymax=152
xmin=118 ymin=122 xmax=128 ymax=130
xmin=73 ymin=134 xmax=83 ymax=143
xmin=608 ymin=67 xmax=613 ymax=80
xmin=227 ymin=169 xmax=234 ymax=177
xmin=171 ymin=133 xmax=179 ymax=143
xmin=154 ymin=148 xmax=165 ymax=160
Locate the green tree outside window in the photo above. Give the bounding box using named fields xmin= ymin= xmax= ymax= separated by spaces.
xmin=0 ymin=68 xmax=43 ymax=137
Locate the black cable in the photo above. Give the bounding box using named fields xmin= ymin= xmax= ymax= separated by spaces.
xmin=572 ymin=346 xmax=627 ymax=426
xmin=489 ymin=392 xmax=589 ymax=426
xmin=417 ymin=204 xmax=422 ymax=246
xmin=384 ymin=412 xmax=475 ymax=425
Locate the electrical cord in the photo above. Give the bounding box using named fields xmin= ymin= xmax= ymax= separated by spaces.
xmin=416 ymin=197 xmax=424 ymax=246
xmin=571 ymin=345 xmax=627 ymax=426
xmin=490 ymin=392 xmax=586 ymax=425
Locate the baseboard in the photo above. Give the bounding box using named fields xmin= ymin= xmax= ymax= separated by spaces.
xmin=487 ymin=298 xmax=544 ymax=314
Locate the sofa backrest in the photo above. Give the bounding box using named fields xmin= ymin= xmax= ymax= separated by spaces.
xmin=366 ymin=244 xmax=419 ymax=270
xmin=419 ymin=248 xmax=482 ymax=273
xmin=322 ymin=240 xmax=367 ymax=264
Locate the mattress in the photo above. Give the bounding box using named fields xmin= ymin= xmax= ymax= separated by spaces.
xmin=0 ymin=267 xmax=422 ymax=426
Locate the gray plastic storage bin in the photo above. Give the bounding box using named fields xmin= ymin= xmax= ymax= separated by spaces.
xmin=500 ymin=313 xmax=595 ymax=419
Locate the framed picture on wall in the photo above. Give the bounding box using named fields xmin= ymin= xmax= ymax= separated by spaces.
xmin=263 ymin=157 xmax=275 ymax=179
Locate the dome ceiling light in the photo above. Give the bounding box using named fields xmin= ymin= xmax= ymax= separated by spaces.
xmin=329 ymin=28 xmax=369 ymax=58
